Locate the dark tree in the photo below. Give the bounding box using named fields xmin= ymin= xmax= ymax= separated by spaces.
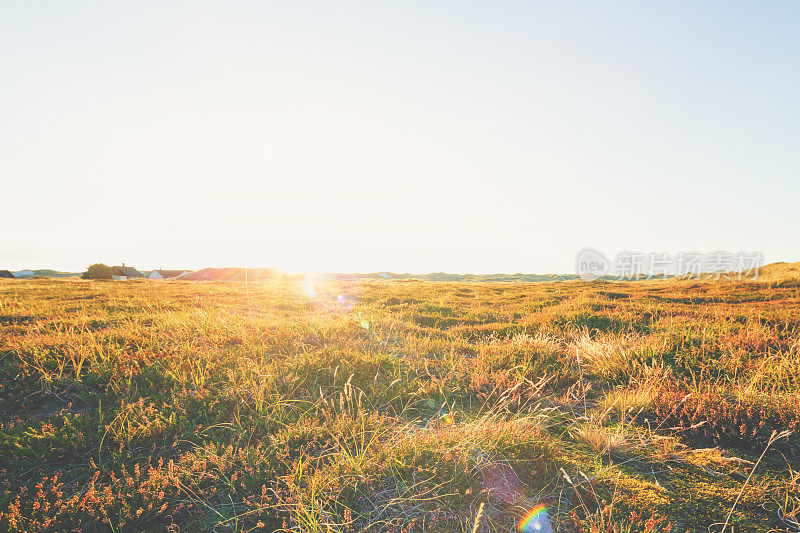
xmin=82 ymin=263 xmax=115 ymax=280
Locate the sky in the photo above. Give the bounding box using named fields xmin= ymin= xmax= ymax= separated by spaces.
xmin=1 ymin=1 xmax=798 ymax=274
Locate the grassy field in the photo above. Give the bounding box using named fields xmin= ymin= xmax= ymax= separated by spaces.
xmin=1 ymin=277 xmax=800 ymax=532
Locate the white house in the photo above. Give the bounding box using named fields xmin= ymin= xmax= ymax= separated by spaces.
xmin=148 ymin=269 xmax=190 ymax=280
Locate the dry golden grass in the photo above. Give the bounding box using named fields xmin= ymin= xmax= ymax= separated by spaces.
xmin=0 ymin=276 xmax=799 ymax=532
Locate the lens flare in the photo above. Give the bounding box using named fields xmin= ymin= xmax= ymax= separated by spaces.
xmin=301 ymin=277 xmax=316 ymax=299
xmin=360 ymin=319 xmax=370 ymax=330
xmin=518 ymin=504 xmax=552 ymax=533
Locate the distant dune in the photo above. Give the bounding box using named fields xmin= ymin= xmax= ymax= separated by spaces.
xmin=176 ymin=267 xmax=283 ymax=281
xmin=174 ymin=269 xmax=578 ymax=283
xmin=11 ymin=269 xmax=82 ymax=279
xmin=756 ymin=261 xmax=800 ymax=282
xmin=122 ymin=262 xmax=800 ymax=283
xmin=329 ymin=272 xmax=579 ymax=282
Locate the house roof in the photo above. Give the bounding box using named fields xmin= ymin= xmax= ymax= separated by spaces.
xmin=152 ymin=270 xmax=186 ymax=278
xmin=0 ymin=270 xmax=15 ymax=278
xmin=113 ymin=266 xmax=144 ymax=278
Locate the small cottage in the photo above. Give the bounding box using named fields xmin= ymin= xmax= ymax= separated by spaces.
xmin=112 ymin=264 xmax=144 ymax=280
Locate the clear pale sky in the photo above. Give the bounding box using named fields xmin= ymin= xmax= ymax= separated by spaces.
xmin=2 ymin=2 xmax=798 ymax=274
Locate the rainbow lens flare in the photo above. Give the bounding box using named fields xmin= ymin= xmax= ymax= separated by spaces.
xmin=337 ymin=294 xmax=354 ymax=309
xmin=518 ymin=504 xmax=552 ymax=533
